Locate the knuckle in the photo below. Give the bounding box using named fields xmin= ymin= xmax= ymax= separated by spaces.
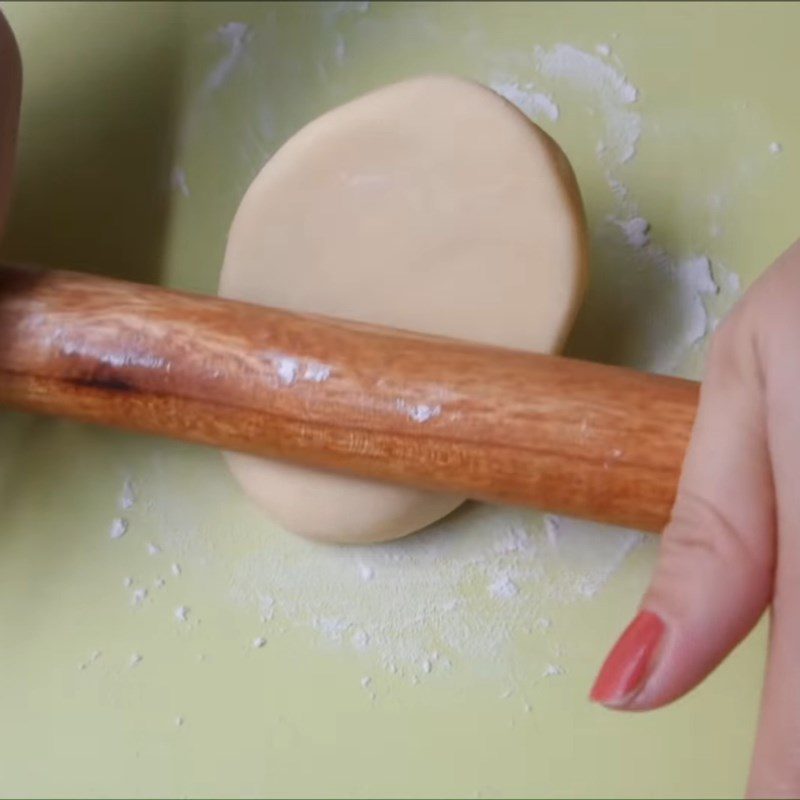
xmin=653 ymin=490 xmax=772 ymax=603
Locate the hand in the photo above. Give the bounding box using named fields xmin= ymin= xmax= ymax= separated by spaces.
xmin=590 ymin=239 xmax=800 ymax=798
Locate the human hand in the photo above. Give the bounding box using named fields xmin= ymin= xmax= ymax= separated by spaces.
xmin=589 ymin=239 xmax=800 ymax=797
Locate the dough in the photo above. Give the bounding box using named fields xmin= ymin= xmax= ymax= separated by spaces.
xmin=220 ymin=75 xmax=588 ymax=543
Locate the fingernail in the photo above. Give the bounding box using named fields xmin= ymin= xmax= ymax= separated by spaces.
xmin=590 ymin=610 xmax=665 ymax=708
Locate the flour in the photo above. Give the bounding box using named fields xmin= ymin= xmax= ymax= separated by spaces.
xmin=303 ymin=363 xmax=332 ymax=383
xmin=677 ymin=256 xmax=720 ymax=345
xmin=205 ymin=22 xmax=252 ymax=93
xmin=536 ymin=43 xmax=638 ymax=105
xmin=123 ymin=34 xmax=748 ymax=687
xmin=170 ymin=166 xmax=190 ymax=198
xmin=535 ymin=43 xmax=640 ymax=164
xmin=770 ymin=141 xmax=783 ymax=154
xmin=524 ymin=43 xmax=741 ymax=373
xmin=252 ymin=636 xmax=267 ymax=649
xmin=544 ymin=515 xmax=560 ymax=549
xmin=175 ymin=605 xmax=190 ymax=623
xmin=216 ymin=503 xmax=648 ymax=675
xmin=119 ymin=478 xmax=136 ymax=511
xmin=273 ymin=357 xmax=332 ymax=386
xmin=395 ymin=400 xmax=442 ymax=423
xmin=489 ymin=575 xmax=519 ymax=599
xmin=726 ymin=271 xmax=741 ymax=293
xmin=612 ymin=216 xmax=651 ymax=249
xmin=490 ymin=80 xmax=560 ymax=122
xmin=132 ymin=588 xmax=148 ymax=607
xmin=109 ymin=517 xmax=128 ymax=540
xmin=334 ymin=34 xmax=346 ymax=65
xmin=275 ymin=357 xmax=299 ymax=386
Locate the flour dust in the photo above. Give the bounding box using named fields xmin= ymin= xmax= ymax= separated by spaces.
xmin=138 ymin=12 xmax=750 ymax=683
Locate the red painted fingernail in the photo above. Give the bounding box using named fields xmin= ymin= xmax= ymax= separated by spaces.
xmin=590 ymin=610 xmax=665 ymax=708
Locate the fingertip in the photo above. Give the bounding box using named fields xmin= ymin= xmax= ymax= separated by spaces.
xmin=590 ymin=610 xmax=666 ymax=709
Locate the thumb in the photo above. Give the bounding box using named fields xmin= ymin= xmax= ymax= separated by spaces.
xmin=590 ymin=308 xmax=775 ymax=710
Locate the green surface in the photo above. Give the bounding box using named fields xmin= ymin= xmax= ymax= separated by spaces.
xmin=0 ymin=2 xmax=792 ymax=797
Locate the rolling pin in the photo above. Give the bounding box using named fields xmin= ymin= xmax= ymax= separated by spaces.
xmin=0 ymin=263 xmax=698 ymax=533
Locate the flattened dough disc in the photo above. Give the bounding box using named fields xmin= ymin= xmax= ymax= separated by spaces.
xmin=219 ymin=75 xmax=588 ymax=543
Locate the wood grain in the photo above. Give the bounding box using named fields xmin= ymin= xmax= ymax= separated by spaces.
xmin=0 ymin=263 xmax=699 ymax=532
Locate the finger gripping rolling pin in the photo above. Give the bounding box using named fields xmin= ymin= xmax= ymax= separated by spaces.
xmin=0 ymin=263 xmax=698 ymax=532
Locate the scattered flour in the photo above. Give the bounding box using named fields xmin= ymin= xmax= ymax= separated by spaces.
xmin=252 ymin=636 xmax=267 ymax=649
xmin=612 ymin=216 xmax=651 ymax=249
xmin=396 ymin=400 xmax=442 ymax=423
xmin=175 ymin=606 xmax=190 ymax=623
xmin=489 ymin=575 xmax=520 ymax=599
xmin=275 ymin=357 xmax=299 ymax=386
xmin=490 ymin=80 xmax=560 ymax=122
xmin=205 ymin=22 xmax=252 ymax=92
xmin=303 ymin=363 xmax=332 ymax=383
xmin=217 ymin=504 xmax=646 ymax=672
xmin=129 ymin=653 xmax=143 ymax=668
xmin=543 ymin=515 xmax=560 ymax=549
xmin=121 ymin=31 xmax=750 ymax=688
xmin=119 ymin=478 xmax=136 ymax=510
xmin=334 ymin=34 xmax=346 ymax=64
xmin=536 ymin=43 xmax=638 ymax=104
xmin=535 ymin=43 xmax=640 ymax=163
xmin=769 ymin=141 xmax=783 ymax=154
xmin=132 ymin=588 xmax=148 ymax=607
xmin=518 ymin=42 xmax=741 ymax=373
xmin=109 ymin=518 xmax=128 ymax=540
xmin=170 ymin=166 xmax=190 ymax=197
xmin=147 ymin=542 xmax=161 ymax=556
xmin=676 ymin=256 xmax=720 ymax=347
xmin=274 ymin=357 xmax=332 ymax=386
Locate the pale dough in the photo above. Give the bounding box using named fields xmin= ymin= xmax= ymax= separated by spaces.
xmin=219 ymin=75 xmax=588 ymax=543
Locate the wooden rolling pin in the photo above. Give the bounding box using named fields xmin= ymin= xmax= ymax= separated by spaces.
xmin=0 ymin=263 xmax=699 ymax=532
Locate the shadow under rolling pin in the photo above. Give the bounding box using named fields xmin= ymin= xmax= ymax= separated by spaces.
xmin=0 ymin=263 xmax=698 ymax=533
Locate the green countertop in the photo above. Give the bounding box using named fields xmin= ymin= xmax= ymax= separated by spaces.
xmin=1 ymin=3 xmax=794 ymax=796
